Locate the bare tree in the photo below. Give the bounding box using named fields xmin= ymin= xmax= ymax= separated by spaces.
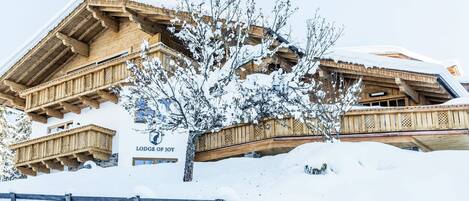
xmin=124 ymin=0 xmax=293 ymax=182
xmin=124 ymin=0 xmax=359 ymax=182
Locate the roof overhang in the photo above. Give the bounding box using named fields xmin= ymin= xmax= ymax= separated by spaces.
xmin=0 ymin=0 xmax=299 ymax=110
xmin=319 ymin=59 xmax=456 ymax=103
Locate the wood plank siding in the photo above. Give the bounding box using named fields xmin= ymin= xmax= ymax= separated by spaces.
xmin=196 ymin=104 xmax=469 ymax=160
xmin=9 ymin=124 xmax=115 ymax=176
xmin=19 ymin=43 xmax=178 ymax=119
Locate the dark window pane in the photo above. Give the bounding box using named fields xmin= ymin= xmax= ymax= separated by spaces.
xmin=389 ymin=100 xmax=397 ymax=106
xmin=372 ymin=102 xmax=379 ymax=106
xmin=397 ymin=99 xmax=405 ymax=106
xmin=379 ymin=101 xmax=388 ymax=107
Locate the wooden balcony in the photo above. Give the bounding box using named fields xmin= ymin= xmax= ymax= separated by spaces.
xmin=10 ymin=124 xmax=115 ymax=176
xmin=18 ymin=43 xmax=178 ymax=123
xmin=195 ymin=104 xmax=469 ymax=161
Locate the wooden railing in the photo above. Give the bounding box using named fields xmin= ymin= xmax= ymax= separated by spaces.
xmin=10 ymin=124 xmax=115 ymax=176
xmin=196 ymin=104 xmax=469 ymax=152
xmin=19 ymin=43 xmax=179 ymax=114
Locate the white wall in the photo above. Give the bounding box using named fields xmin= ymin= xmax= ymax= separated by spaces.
xmin=31 ymin=101 xmax=188 ymax=167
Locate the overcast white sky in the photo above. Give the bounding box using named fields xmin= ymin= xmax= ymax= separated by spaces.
xmin=0 ymin=0 xmax=468 ymax=76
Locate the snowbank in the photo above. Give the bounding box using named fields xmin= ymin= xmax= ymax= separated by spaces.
xmin=1 ymin=142 xmax=469 ymax=201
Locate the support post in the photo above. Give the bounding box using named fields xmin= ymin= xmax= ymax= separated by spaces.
xmin=97 ymin=90 xmax=118 ymax=104
xmin=27 ymin=113 xmax=47 ymax=124
xmin=79 ymin=96 xmax=100 ymax=109
xmin=60 ymin=102 xmax=81 ymax=114
xmin=9 ymin=192 xmax=15 ymax=201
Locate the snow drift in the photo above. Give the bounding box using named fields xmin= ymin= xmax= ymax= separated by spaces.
xmin=1 ymin=142 xmax=468 ymax=201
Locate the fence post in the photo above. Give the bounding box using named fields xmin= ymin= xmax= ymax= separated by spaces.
xmin=65 ymin=193 xmax=72 ymax=201
xmin=9 ymin=193 xmax=15 ymax=201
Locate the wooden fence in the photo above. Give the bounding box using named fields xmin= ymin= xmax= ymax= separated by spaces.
xmin=196 ymin=104 xmax=469 ymax=152
xmin=0 ymin=192 xmax=224 ymax=201
xmin=19 ymin=43 xmax=179 ymax=114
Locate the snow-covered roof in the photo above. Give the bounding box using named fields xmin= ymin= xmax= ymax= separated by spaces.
xmin=0 ymin=0 xmax=82 ymax=77
xmin=323 ymin=48 xmax=469 ymax=97
xmin=339 ymin=45 xmax=444 ymax=64
xmin=133 ymin=0 xmax=177 ymax=8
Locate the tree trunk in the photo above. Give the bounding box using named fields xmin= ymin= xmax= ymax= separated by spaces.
xmin=183 ymin=131 xmax=198 ymax=182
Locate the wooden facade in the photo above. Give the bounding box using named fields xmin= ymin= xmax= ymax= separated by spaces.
xmin=19 ymin=43 xmax=177 ymax=122
xmin=1 ymin=0 xmax=468 ymax=171
xmin=196 ymin=104 xmax=469 ymax=161
xmin=9 ymin=125 xmax=115 ymax=176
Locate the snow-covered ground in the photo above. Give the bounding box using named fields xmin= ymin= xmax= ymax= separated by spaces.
xmin=1 ymin=142 xmax=469 ymax=201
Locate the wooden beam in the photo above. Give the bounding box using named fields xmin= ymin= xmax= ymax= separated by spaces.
xmin=87 ymin=6 xmax=119 ymax=32
xmin=97 ymin=90 xmax=118 ymax=104
xmin=27 ymin=45 xmax=71 ymax=85
xmin=29 ymin=163 xmax=50 ymax=174
xmin=60 ymin=102 xmax=81 ymax=114
xmin=42 ymin=160 xmax=64 ymax=171
xmin=43 ymin=108 xmax=63 ymax=119
xmin=0 ymin=92 xmax=25 ymax=108
xmin=79 ymin=96 xmax=100 ymax=109
xmin=27 ymin=113 xmax=47 ymax=124
xmin=56 ymin=32 xmax=89 ymax=57
xmin=395 ymin=78 xmax=419 ymax=103
xmin=16 ymin=167 xmax=37 ymax=176
xmin=3 ymin=80 xmax=27 ymax=93
xmin=57 ymin=157 xmax=79 ymax=168
xmin=90 ymin=151 xmax=110 ymax=161
xmin=412 ymin=137 xmax=433 ymax=152
xmin=74 ymin=153 xmax=93 ymax=163
xmin=123 ymin=7 xmax=166 ymax=35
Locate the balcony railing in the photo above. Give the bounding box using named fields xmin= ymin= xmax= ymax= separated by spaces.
xmin=10 ymin=124 xmax=115 ymax=176
xmin=196 ymin=104 xmax=469 ymax=153
xmin=19 ymin=43 xmax=179 ymax=121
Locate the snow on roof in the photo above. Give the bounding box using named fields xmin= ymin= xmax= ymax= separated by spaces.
xmin=133 ymin=0 xmax=177 ymax=8
xmin=441 ymin=97 xmax=469 ymax=105
xmin=323 ymin=48 xmax=469 ymax=97
xmin=0 ymin=0 xmax=178 ymax=78
xmin=0 ymin=0 xmax=83 ymax=77
xmin=339 ymin=46 xmax=443 ymax=64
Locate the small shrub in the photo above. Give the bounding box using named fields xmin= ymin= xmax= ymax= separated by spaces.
xmin=304 ymin=163 xmax=328 ymax=175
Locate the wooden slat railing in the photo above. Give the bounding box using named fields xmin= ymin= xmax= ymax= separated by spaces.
xmin=196 ymin=104 xmax=469 ymax=152
xmin=19 ymin=43 xmax=179 ymax=113
xmin=10 ymin=124 xmax=115 ymax=176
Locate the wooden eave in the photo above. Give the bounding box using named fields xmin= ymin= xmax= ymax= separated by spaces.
xmin=0 ymin=0 xmax=298 ymax=110
xmin=319 ymin=59 xmax=455 ymax=104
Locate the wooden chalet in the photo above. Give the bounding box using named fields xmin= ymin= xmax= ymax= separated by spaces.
xmin=2 ymin=0 xmax=469 ymax=176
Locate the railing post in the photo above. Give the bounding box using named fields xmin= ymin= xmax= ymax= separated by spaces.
xmin=65 ymin=193 xmax=72 ymax=201
xmin=9 ymin=192 xmax=16 ymax=201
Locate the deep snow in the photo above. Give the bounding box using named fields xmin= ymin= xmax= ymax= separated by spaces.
xmin=1 ymin=142 xmax=469 ymax=201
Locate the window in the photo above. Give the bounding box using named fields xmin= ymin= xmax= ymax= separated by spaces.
xmin=67 ymin=51 xmax=129 ymax=74
xmin=47 ymin=121 xmax=74 ymax=134
xmin=132 ymin=158 xmax=177 ymax=166
xmin=361 ymin=98 xmax=407 ymax=107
